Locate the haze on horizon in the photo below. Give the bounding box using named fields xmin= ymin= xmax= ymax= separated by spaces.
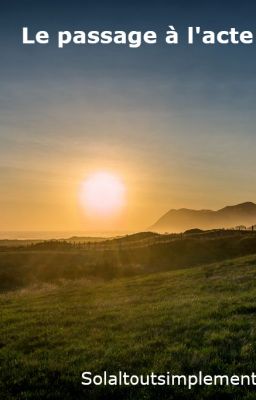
xmin=1 ymin=0 xmax=256 ymax=233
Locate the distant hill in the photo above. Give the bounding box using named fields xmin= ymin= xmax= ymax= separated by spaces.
xmin=150 ymin=202 xmax=256 ymax=232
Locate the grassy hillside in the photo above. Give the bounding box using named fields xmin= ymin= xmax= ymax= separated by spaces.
xmin=1 ymin=232 xmax=256 ymax=292
xmin=2 ymin=255 xmax=256 ymax=399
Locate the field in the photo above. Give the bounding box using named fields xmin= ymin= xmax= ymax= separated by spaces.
xmin=1 ymin=233 xmax=256 ymax=399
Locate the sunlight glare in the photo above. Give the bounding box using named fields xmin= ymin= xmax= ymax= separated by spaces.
xmin=80 ymin=172 xmax=126 ymax=217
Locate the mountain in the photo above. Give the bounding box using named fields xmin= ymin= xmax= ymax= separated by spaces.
xmin=150 ymin=202 xmax=256 ymax=233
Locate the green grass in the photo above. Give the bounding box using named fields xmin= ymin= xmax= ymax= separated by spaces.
xmin=2 ymin=255 xmax=256 ymax=399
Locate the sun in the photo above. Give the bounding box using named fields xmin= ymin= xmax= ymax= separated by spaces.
xmin=80 ymin=172 xmax=126 ymax=217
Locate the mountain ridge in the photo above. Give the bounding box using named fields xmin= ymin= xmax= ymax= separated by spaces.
xmin=150 ymin=202 xmax=256 ymax=233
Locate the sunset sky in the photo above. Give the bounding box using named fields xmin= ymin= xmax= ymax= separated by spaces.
xmin=1 ymin=0 xmax=256 ymax=232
